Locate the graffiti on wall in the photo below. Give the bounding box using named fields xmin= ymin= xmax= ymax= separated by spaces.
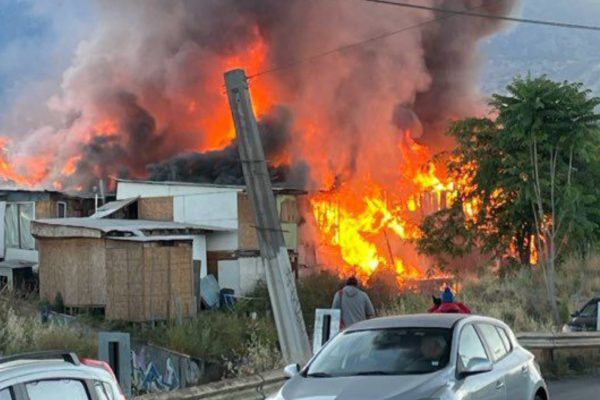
xmin=131 ymin=345 xmax=201 ymax=393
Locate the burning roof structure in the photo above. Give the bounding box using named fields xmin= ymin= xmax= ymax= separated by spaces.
xmin=0 ymin=0 xmax=519 ymax=281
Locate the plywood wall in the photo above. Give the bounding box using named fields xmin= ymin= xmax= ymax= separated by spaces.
xmin=105 ymin=240 xmax=143 ymax=321
xmin=36 ymin=199 xmax=94 ymax=219
xmin=138 ymin=197 xmax=174 ymax=221
xmin=238 ymin=193 xmax=300 ymax=250
xmin=105 ymin=240 xmax=195 ymax=321
xmin=38 ymin=238 xmax=106 ymax=307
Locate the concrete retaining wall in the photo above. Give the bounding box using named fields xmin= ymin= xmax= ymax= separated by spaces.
xmin=134 ymin=370 xmax=286 ymax=400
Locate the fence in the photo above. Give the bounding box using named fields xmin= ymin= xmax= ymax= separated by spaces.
xmin=516 ymin=332 xmax=600 ymax=362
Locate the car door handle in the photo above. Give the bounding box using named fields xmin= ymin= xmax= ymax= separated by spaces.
xmin=496 ymin=380 xmax=505 ymax=390
xmin=521 ymin=365 xmax=529 ymax=374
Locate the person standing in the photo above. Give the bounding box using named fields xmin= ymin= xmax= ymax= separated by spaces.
xmin=332 ymin=277 xmax=375 ymax=329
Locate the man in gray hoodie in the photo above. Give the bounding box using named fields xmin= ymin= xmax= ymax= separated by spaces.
xmin=332 ymin=277 xmax=375 ymax=328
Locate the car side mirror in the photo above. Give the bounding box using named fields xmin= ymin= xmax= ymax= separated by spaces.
xmin=284 ymin=363 xmax=300 ymax=378
xmin=571 ymin=311 xmax=580 ymax=318
xmin=459 ymin=358 xmax=493 ymax=378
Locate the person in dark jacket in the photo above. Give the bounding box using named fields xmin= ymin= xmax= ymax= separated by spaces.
xmin=332 ymin=277 xmax=375 ymax=328
xmin=429 ymin=287 xmax=471 ymax=314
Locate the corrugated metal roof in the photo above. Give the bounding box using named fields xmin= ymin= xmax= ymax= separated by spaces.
xmin=89 ymin=197 xmax=139 ymax=219
xmin=0 ymin=259 xmax=37 ymax=270
xmin=109 ymin=235 xmax=194 ymax=242
xmin=33 ymin=218 xmax=229 ymax=233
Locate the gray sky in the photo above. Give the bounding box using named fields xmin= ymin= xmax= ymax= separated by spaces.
xmin=1 ymin=0 xmax=599 ymax=112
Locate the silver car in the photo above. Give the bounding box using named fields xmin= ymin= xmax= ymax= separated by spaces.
xmin=271 ymin=314 xmax=548 ymax=400
xmin=0 ymin=351 xmax=125 ymax=400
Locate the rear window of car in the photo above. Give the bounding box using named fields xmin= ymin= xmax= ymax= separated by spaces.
xmin=496 ymin=327 xmax=513 ymax=352
xmin=478 ymin=324 xmax=508 ymax=361
xmin=0 ymin=388 xmax=13 ymax=400
xmin=26 ymin=379 xmax=90 ymax=400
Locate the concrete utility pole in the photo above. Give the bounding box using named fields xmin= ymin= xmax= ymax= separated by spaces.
xmin=224 ymin=69 xmax=312 ymax=364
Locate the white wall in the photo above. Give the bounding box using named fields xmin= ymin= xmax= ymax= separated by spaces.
xmin=173 ymin=192 xmax=238 ymax=230
xmin=218 ymin=259 xmax=241 ymax=294
xmin=117 ymin=181 xmax=240 ymax=251
xmin=192 ymin=234 xmax=207 ymax=278
xmin=217 ymin=257 xmax=266 ymax=296
xmin=239 ymin=257 xmax=265 ymax=295
xmin=174 ymin=192 xmax=239 ymax=251
xmin=206 ymin=232 xmax=238 ymax=252
xmin=117 ymin=181 xmax=242 ymax=200
xmin=6 ymin=249 xmax=38 ymax=263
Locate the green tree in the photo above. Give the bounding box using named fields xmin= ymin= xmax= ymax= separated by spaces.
xmin=418 ymin=76 xmax=600 ymax=324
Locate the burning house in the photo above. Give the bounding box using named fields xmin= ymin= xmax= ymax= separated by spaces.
xmin=0 ymin=1 xmax=520 ymax=284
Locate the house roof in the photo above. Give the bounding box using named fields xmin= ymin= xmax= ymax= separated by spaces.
xmin=0 ymin=188 xmax=96 ymax=200
xmin=90 ymin=197 xmax=139 ymax=219
xmin=109 ymin=235 xmax=194 ymax=242
xmin=116 ymin=178 xmax=307 ymax=195
xmin=33 ymin=218 xmax=228 ymax=234
xmin=0 ymin=260 xmax=37 ymax=270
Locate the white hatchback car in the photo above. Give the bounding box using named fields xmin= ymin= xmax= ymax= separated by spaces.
xmin=271 ymin=314 xmax=549 ymax=400
xmin=0 ymin=351 xmax=125 ymax=400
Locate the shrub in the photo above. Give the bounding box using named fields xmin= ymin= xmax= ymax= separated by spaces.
xmin=0 ymin=296 xmax=95 ymax=357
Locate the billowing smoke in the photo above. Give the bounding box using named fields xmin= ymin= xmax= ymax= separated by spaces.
xmin=147 ymin=106 xmax=309 ymax=188
xmin=0 ymin=0 xmax=519 ymax=190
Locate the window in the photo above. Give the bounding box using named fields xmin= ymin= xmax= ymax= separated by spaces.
xmin=26 ymin=379 xmax=90 ymax=400
xmin=4 ymin=202 xmax=35 ymax=250
xmin=0 ymin=388 xmax=13 ymax=400
xmin=306 ymin=328 xmax=453 ymax=377
xmin=458 ymin=325 xmax=489 ymax=369
xmin=496 ymin=327 xmax=513 ymax=353
xmin=57 ymin=202 xmax=67 ymax=218
xmin=478 ymin=324 xmax=509 ymax=361
xmin=580 ymin=302 xmax=598 ymax=318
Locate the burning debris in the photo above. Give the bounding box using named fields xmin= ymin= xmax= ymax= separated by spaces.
xmin=0 ymin=0 xmax=519 ymax=280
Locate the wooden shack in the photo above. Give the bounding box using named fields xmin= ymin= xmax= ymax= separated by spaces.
xmin=32 ymin=218 xmax=209 ymax=321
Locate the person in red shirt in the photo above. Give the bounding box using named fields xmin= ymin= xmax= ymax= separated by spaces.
xmin=429 ymin=287 xmax=471 ymax=314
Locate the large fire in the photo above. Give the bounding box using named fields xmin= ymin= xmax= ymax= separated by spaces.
xmin=0 ymin=0 xmax=521 ymax=282
xmin=309 ymin=131 xmax=458 ymax=281
xmin=0 ymin=30 xmax=460 ymax=281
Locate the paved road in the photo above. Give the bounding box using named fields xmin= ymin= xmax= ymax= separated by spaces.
xmin=548 ymin=376 xmax=600 ymax=399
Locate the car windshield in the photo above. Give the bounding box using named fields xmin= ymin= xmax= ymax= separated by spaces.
xmin=306 ymin=328 xmax=452 ymax=377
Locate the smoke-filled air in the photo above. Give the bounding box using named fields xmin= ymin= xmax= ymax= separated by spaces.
xmin=0 ymin=0 xmax=519 ymax=280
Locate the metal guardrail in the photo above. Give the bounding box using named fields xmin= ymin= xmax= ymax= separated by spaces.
xmin=517 ymin=332 xmax=600 ymax=350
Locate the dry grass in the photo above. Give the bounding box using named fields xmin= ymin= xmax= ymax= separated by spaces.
xmin=0 ymin=292 xmax=96 ymax=357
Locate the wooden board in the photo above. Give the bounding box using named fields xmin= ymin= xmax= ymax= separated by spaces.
xmin=38 ymin=238 xmax=106 ymax=307
xmin=138 ymin=197 xmax=174 ymax=221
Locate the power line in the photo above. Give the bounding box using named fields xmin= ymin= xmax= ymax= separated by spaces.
xmin=362 ymin=0 xmax=600 ymax=32
xmin=248 ymin=0 xmax=496 ymax=79
xmin=248 ymin=0 xmax=600 ymax=80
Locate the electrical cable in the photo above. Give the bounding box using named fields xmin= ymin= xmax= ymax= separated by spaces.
xmin=362 ymin=0 xmax=600 ymax=32
xmin=248 ymin=0 xmax=498 ymax=79
xmin=249 ymin=0 xmax=600 ymax=80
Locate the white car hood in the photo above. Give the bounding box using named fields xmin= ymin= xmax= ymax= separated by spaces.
xmin=280 ymin=371 xmax=448 ymax=400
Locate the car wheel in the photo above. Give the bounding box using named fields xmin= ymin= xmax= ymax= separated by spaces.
xmin=534 ymin=394 xmax=544 ymax=400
